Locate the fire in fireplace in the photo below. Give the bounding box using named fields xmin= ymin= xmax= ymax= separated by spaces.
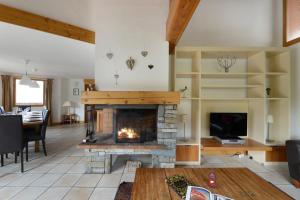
xmin=118 ymin=128 xmax=140 ymax=140
xmin=114 ymin=106 xmax=157 ymax=143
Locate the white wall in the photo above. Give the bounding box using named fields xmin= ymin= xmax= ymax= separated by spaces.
xmin=62 ymin=79 xmax=84 ymax=121
xmin=94 ymin=0 xmax=169 ymax=91
xmin=0 ymin=75 xmax=2 ymax=106
xmin=52 ymin=78 xmax=62 ymax=123
xmin=179 ymin=0 xmax=280 ymax=47
xmin=51 ymin=78 xmax=84 ymax=123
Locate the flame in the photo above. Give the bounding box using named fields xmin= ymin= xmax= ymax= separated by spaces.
xmin=118 ymin=128 xmax=139 ymax=139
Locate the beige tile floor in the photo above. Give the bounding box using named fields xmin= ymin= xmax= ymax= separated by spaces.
xmin=0 ymin=124 xmax=298 ymax=200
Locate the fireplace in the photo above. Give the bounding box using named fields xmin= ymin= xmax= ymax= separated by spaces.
xmin=113 ymin=105 xmax=158 ymax=143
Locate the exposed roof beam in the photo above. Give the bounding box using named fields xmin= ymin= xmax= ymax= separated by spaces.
xmin=167 ymin=0 xmax=200 ymax=54
xmin=0 ymin=3 xmax=95 ymax=44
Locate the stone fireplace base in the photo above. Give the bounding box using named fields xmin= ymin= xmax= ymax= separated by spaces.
xmin=78 ymin=104 xmax=177 ymax=174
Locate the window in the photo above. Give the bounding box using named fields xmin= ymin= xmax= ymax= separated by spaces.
xmin=14 ymin=78 xmax=45 ymax=106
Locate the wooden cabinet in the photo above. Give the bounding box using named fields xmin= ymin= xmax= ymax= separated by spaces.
xmin=266 ymin=146 xmax=287 ymax=162
xmin=176 ymin=145 xmax=199 ymax=162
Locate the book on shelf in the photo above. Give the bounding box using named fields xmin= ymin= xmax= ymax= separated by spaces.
xmin=185 ymin=186 xmax=232 ymax=200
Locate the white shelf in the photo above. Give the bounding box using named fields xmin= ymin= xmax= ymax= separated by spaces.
xmin=266 ymin=97 xmax=288 ymax=100
xmin=202 ymin=85 xmax=262 ymax=89
xmin=173 ymin=47 xmax=291 ymax=163
xmin=266 ymin=72 xmax=288 ymax=76
xmin=201 ymin=98 xmax=264 ymax=101
xmin=201 ymin=72 xmax=262 ymax=78
xmin=176 ymin=72 xmax=200 ymax=78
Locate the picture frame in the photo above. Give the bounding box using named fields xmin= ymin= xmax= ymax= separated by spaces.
xmin=283 ymin=0 xmax=300 ymax=46
xmin=73 ymin=88 xmax=80 ymax=96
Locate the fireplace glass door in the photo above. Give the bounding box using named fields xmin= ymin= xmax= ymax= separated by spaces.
xmin=115 ymin=108 xmax=157 ymax=143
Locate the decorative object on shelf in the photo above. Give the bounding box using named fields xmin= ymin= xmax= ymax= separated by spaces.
xmin=126 ymin=57 xmax=135 ymax=70
xmin=266 ymin=88 xmax=271 ymax=97
xmin=87 ymin=84 xmax=95 ymax=91
xmin=217 ymin=55 xmax=236 ymax=73
xmin=62 ymin=101 xmax=72 ymax=115
xmin=20 ymin=59 xmax=40 ymax=88
xmin=141 ymin=50 xmax=148 ymax=57
xmin=166 ymin=175 xmax=194 ymax=199
xmin=73 ymin=88 xmax=80 ymax=96
xmin=180 ymin=86 xmax=188 ymax=98
xmin=266 ymin=114 xmax=274 ymax=143
xmin=148 ymin=64 xmax=154 ymax=70
xmin=180 ymin=114 xmax=188 ymax=142
xmin=114 ymin=71 xmax=120 ymax=87
xmin=208 ymin=171 xmax=217 ymax=188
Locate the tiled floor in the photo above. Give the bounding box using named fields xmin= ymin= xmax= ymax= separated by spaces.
xmin=0 ymin=124 xmax=298 ymax=200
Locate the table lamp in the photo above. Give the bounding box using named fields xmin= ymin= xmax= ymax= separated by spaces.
xmin=266 ymin=114 xmax=274 ymax=143
xmin=62 ymin=101 xmax=72 ymax=115
xmin=180 ymin=114 xmax=188 ymax=141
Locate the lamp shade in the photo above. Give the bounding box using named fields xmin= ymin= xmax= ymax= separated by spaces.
xmin=19 ymin=74 xmax=32 ymax=86
xmin=29 ymin=80 xmax=40 ymax=88
xmin=267 ymin=114 xmax=274 ymax=124
xmin=62 ymin=101 xmax=72 ymax=107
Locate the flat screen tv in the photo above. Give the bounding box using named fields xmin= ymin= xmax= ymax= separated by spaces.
xmin=210 ymin=113 xmax=247 ymax=137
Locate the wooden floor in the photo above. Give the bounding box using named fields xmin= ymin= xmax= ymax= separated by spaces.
xmin=131 ymin=168 xmax=292 ymax=200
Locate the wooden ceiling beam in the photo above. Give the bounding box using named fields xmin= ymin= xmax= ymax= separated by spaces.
xmin=167 ymin=0 xmax=200 ymax=54
xmin=0 ymin=3 xmax=95 ymax=44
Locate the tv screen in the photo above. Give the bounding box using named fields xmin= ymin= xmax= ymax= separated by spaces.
xmin=210 ymin=113 xmax=247 ymax=137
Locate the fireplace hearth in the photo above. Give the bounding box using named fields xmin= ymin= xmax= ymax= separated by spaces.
xmin=113 ymin=105 xmax=158 ymax=143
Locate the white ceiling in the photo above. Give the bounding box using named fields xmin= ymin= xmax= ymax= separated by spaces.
xmin=0 ymin=0 xmax=167 ymax=31
xmin=0 ymin=22 xmax=95 ymax=79
xmin=0 ymin=0 xmax=166 ymax=79
xmin=178 ymin=0 xmax=279 ymax=47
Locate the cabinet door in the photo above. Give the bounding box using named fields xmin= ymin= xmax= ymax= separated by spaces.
xmin=103 ymin=109 xmax=113 ymax=133
xmin=266 ymin=146 xmax=287 ymax=162
xmin=176 ymin=145 xmax=199 ymax=161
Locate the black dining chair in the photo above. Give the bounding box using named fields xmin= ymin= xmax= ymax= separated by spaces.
xmin=24 ymin=110 xmax=49 ymax=161
xmin=0 ymin=115 xmax=24 ymax=172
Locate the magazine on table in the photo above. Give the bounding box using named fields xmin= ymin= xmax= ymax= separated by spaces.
xmin=185 ymin=186 xmax=233 ymax=200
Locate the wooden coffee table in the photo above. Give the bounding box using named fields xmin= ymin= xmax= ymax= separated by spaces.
xmin=131 ymin=168 xmax=292 ymax=200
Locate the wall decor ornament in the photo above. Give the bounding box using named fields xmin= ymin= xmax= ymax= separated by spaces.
xmin=141 ymin=50 xmax=148 ymax=57
xmin=114 ymin=71 xmax=119 ymax=86
xmin=148 ymin=64 xmax=154 ymax=70
xmin=217 ymin=55 xmax=236 ymax=73
xmin=73 ymin=88 xmax=80 ymax=96
xmin=106 ymin=52 xmax=113 ymax=60
xmin=126 ymin=57 xmax=135 ymax=70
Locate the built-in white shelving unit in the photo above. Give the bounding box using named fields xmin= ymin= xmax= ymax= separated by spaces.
xmin=172 ymin=47 xmax=291 ymax=164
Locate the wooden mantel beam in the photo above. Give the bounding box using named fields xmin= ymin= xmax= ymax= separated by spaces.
xmin=81 ymin=91 xmax=181 ymax=105
xmin=167 ymin=0 xmax=200 ymax=54
xmin=0 ymin=3 xmax=95 ymax=44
